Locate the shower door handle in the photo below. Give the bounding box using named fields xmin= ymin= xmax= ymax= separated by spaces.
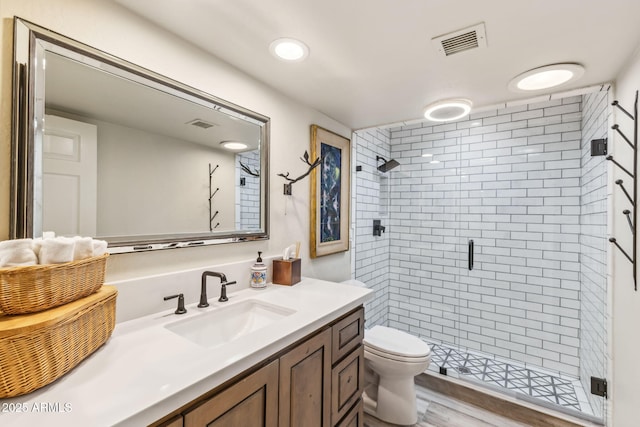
xmin=468 ymin=239 xmax=474 ymax=271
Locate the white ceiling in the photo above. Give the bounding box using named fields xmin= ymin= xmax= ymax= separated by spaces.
xmin=115 ymin=0 xmax=640 ymax=130
xmin=45 ymin=52 xmax=261 ymax=151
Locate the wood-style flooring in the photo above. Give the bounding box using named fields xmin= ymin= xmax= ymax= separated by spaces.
xmin=363 ymin=383 xmax=530 ymax=427
xmin=363 ymin=373 xmax=602 ymax=427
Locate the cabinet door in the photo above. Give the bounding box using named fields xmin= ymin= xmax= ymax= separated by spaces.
xmin=184 ymin=360 xmax=279 ymax=427
xmin=279 ymin=328 xmax=332 ymax=427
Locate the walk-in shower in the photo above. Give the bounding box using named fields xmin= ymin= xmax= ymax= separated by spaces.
xmin=352 ymin=89 xmax=610 ymax=423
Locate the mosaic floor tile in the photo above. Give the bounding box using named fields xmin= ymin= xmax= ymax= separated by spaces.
xmin=429 ymin=343 xmax=583 ymax=411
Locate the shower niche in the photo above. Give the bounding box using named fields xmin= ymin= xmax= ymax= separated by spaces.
xmin=378 ymin=174 xmax=390 ymax=216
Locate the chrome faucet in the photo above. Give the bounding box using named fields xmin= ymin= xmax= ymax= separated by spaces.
xmin=199 ymin=271 xmax=237 ymax=306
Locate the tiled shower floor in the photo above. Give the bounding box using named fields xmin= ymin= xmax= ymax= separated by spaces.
xmin=427 ymin=343 xmax=593 ymax=415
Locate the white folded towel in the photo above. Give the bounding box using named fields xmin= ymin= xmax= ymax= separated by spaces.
xmin=0 ymin=239 xmax=38 ymax=268
xmin=73 ymin=236 xmax=94 ymax=261
xmin=32 ymin=238 xmax=43 ymax=258
xmin=38 ymin=237 xmax=75 ymax=264
xmin=92 ymin=239 xmax=108 ymax=257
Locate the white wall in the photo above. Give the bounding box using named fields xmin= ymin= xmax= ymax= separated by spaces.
xmin=47 ymin=110 xmax=238 ymax=236
xmin=0 ymin=0 xmax=351 ymax=283
xmin=95 ymin=120 xmax=237 ymax=235
xmin=610 ymin=46 xmax=640 ymax=427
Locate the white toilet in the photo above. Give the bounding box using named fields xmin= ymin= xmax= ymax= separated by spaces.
xmin=342 ymin=280 xmax=431 ymax=425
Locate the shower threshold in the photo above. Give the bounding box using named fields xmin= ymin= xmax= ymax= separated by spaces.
xmin=427 ymin=342 xmax=596 ymax=418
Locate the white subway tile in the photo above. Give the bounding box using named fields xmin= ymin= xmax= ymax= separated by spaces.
xmin=356 ymin=94 xmax=606 ymax=378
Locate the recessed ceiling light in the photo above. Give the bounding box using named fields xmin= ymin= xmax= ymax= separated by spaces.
xmin=269 ymin=38 xmax=309 ymax=62
xmin=429 ymin=160 xmax=441 ymax=164
xmin=220 ymin=141 xmax=248 ymax=150
xmin=508 ymin=63 xmax=584 ymax=92
xmin=422 ymin=153 xmax=433 ymax=157
xmin=424 ymin=98 xmax=472 ymax=122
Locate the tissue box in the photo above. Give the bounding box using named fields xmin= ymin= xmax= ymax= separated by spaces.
xmin=272 ymin=258 xmax=301 ymax=286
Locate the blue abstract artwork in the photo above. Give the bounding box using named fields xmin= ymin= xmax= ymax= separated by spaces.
xmin=320 ymin=143 xmax=341 ymax=243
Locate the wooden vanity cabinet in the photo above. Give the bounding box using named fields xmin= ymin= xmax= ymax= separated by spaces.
xmin=154 ymin=306 xmax=364 ymax=427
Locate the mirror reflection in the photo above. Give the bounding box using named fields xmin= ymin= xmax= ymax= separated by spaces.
xmin=12 ymin=19 xmax=269 ymax=252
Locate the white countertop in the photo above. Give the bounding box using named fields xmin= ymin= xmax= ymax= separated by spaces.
xmin=0 ymin=278 xmax=372 ymax=427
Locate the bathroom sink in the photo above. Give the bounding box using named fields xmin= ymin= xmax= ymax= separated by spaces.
xmin=164 ymin=299 xmax=296 ymax=348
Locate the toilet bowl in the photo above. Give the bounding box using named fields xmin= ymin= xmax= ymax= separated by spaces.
xmin=363 ymin=325 xmax=431 ymax=425
xmin=341 ymin=280 xmax=431 ymax=425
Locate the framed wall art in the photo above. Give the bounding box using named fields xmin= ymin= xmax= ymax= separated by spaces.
xmin=310 ymin=125 xmax=351 ymax=258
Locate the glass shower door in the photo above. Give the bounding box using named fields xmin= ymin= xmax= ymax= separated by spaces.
xmin=450 ymin=105 xmax=609 ymax=422
xmin=416 ymin=133 xmax=463 ymax=377
xmin=451 ymin=134 xmax=503 ymax=385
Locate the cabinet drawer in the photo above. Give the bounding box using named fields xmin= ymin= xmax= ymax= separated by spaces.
xmin=331 ymin=308 xmax=364 ymax=364
xmin=335 ymin=399 xmax=363 ymax=427
xmin=331 ymin=344 xmax=364 ymax=425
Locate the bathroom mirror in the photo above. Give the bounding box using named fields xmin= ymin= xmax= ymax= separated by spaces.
xmin=10 ymin=18 xmax=269 ymax=253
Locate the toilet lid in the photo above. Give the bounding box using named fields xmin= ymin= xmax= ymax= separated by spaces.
xmin=364 ymin=325 xmax=431 ymax=358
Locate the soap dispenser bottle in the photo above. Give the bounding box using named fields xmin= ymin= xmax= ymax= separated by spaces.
xmin=250 ymin=251 xmax=267 ymax=289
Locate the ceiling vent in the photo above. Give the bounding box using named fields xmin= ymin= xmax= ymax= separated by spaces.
xmin=186 ymin=119 xmax=216 ymax=129
xmin=432 ymin=22 xmax=487 ymax=57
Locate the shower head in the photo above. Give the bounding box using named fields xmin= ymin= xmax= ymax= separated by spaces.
xmin=376 ymin=156 xmax=400 ymax=172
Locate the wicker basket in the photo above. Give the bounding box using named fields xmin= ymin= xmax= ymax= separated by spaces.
xmin=0 ymin=285 xmax=117 ymax=398
xmin=0 ymin=253 xmax=108 ymax=315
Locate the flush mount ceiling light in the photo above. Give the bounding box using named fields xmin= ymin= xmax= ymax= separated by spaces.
xmin=508 ymin=63 xmax=585 ymax=92
xmin=269 ymin=38 xmax=309 ymax=62
xmin=220 ymin=141 xmax=248 ymax=150
xmin=423 ymin=98 xmax=472 ymax=122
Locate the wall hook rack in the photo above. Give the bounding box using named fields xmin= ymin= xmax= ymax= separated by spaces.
xmin=606 ymin=90 xmax=638 ymax=290
xmin=208 ymin=163 xmax=220 ymax=231
xmin=277 ymin=150 xmax=321 ymax=195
